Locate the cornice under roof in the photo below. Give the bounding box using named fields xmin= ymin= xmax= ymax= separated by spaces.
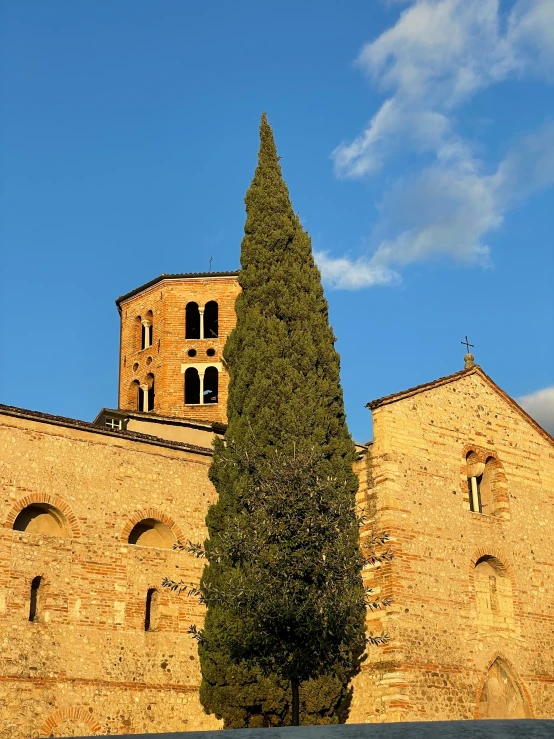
xmin=0 ymin=404 xmax=213 ymax=455
xmin=115 ymin=271 xmax=239 ymax=307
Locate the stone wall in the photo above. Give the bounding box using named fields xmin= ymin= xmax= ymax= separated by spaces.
xmin=0 ymin=409 xmax=221 ymax=738
xmin=2 ymin=363 xmax=553 ymax=737
xmin=349 ymin=369 xmax=554 ymax=722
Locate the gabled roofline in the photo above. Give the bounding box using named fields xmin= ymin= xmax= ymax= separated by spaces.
xmin=366 ymin=367 xmax=472 ymax=410
xmin=115 ymin=271 xmax=239 ymax=308
xmin=366 ymin=365 xmax=554 ymax=448
xmin=0 ymin=404 xmax=213 ymax=456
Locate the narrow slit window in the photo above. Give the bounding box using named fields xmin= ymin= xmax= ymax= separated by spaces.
xmin=468 ymin=474 xmax=483 ymax=513
xmin=146 ymin=374 xmax=155 ymax=412
xmin=145 ymin=588 xmax=159 ymax=631
xmin=29 ymin=576 xmax=42 ymax=622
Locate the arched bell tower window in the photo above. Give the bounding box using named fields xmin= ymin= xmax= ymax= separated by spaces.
xmin=203 ymin=366 xmax=218 ymax=404
xmin=186 ymin=302 xmax=200 ymax=339
xmin=146 ymin=373 xmax=155 ymax=412
xmin=185 ymin=367 xmax=200 ymax=405
xmin=204 ymin=301 xmax=218 ymax=339
xmin=129 ymin=380 xmax=140 ymax=411
xmin=141 ymin=311 xmax=153 ymax=350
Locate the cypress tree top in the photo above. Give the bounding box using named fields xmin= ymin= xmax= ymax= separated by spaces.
xmin=200 ymin=114 xmax=366 ymax=726
xmin=224 ymin=113 xmax=351 ymax=458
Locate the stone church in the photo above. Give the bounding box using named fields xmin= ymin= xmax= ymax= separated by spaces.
xmin=0 ymin=271 xmax=552 ymax=738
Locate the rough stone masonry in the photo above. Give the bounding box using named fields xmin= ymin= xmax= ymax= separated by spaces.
xmin=0 ymin=272 xmax=552 ymax=737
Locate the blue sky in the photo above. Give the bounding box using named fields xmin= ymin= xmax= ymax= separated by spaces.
xmin=1 ymin=0 xmax=553 ymax=442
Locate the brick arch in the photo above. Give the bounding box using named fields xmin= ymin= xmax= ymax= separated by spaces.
xmin=120 ymin=508 xmax=185 ymax=544
xmin=468 ymin=547 xmax=522 ymax=619
xmin=4 ymin=494 xmax=80 ymax=538
xmin=460 ymin=445 xmax=510 ymax=519
xmin=41 ymin=707 xmax=102 ymax=737
xmin=473 ymin=652 xmax=534 ymax=719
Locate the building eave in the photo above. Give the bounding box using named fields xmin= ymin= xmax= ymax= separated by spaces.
xmin=115 ymin=271 xmax=239 ymax=309
xmin=0 ymin=404 xmax=213 ymax=456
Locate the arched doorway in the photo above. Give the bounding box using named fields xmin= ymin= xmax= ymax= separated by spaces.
xmin=478 ymin=658 xmax=531 ymax=719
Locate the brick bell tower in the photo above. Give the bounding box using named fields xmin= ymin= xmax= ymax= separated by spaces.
xmin=116 ymin=271 xmax=240 ymax=424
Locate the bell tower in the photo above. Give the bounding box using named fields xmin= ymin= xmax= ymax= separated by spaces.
xmin=116 ymin=271 xmax=240 ymax=424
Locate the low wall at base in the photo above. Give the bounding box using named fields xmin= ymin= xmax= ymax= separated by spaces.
xmin=67 ymin=719 xmax=554 ymax=739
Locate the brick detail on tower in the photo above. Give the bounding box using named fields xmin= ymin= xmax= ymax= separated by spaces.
xmin=117 ymin=274 xmax=240 ymax=424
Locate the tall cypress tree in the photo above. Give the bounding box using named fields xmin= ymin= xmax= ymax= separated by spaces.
xmin=198 ymin=115 xmax=367 ymax=726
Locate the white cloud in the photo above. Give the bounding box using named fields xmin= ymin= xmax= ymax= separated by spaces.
xmin=518 ymin=386 xmax=554 ymax=436
xmin=326 ymin=0 xmax=554 ymax=289
xmin=314 ymin=251 xmax=399 ymax=289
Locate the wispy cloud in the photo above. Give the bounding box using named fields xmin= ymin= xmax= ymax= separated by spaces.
xmin=518 ymin=386 xmax=554 ymax=436
xmin=320 ymin=0 xmax=554 ymax=289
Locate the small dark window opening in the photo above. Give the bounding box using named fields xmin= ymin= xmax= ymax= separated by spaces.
xmin=145 ymin=588 xmax=158 ymax=631
xmin=147 ymin=380 xmax=155 ymax=412
xmin=185 ymin=367 xmax=200 ymax=404
xmin=204 ymin=366 xmax=218 ymax=404
xmin=29 ymin=576 xmax=41 ymax=622
xmin=138 ymin=385 xmax=145 ymax=412
xmin=204 ymin=301 xmax=218 ymax=338
xmin=141 ymin=323 xmax=146 ymax=350
xmin=187 ymin=348 xmax=197 ymax=358
xmin=186 ymin=302 xmax=200 ymax=339
xmin=206 ymin=347 xmax=216 ymax=357
xmin=148 ymin=323 xmax=153 ymax=347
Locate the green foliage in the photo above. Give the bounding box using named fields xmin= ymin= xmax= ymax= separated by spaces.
xmin=198 ymin=114 xmax=367 ymax=726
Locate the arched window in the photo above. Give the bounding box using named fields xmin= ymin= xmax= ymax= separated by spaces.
xmin=145 ymin=588 xmax=160 ymax=631
xmin=186 ymin=302 xmax=200 ymax=339
xmin=138 ymin=384 xmax=146 ymax=412
xmin=204 ymin=301 xmax=218 ymax=339
xmin=141 ymin=311 xmax=153 ymax=350
xmin=478 ymin=659 xmax=530 ymax=718
xmin=479 ymin=456 xmax=495 ymax=514
xmin=185 ymin=367 xmax=200 ymax=404
xmin=128 ymin=518 xmax=175 ymax=549
xmin=29 ymin=576 xmax=42 ymax=622
xmin=466 ymin=452 xmax=502 ymax=515
xmin=146 ymin=373 xmax=155 ymax=412
xmin=203 ymin=366 xmax=218 ymax=404
xmin=129 ymin=380 xmax=140 ymax=411
xmin=474 ymin=556 xmax=514 ymax=632
xmin=13 ymin=504 xmax=68 ymax=537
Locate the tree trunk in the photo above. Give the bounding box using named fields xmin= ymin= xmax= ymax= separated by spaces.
xmin=291 ymin=678 xmax=300 ymax=726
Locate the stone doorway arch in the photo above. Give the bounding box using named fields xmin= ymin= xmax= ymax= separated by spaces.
xmin=477 ymin=658 xmax=531 ymax=719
